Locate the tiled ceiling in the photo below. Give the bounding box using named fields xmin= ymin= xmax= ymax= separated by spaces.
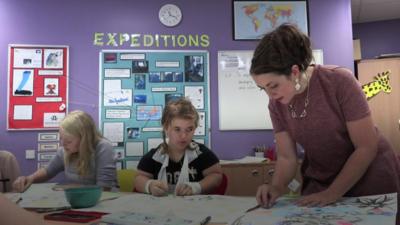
xmin=351 ymin=0 xmax=400 ymax=24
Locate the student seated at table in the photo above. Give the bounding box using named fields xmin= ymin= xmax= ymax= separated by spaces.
xmin=13 ymin=110 xmax=117 ymax=192
xmin=0 ymin=193 xmax=44 ymax=225
xmin=135 ymin=98 xmax=222 ymax=196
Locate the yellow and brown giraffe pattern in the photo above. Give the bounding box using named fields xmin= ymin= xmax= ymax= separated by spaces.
xmin=361 ymin=70 xmax=392 ymax=100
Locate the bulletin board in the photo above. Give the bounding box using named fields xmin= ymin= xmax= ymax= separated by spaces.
xmin=7 ymin=45 xmax=69 ymax=130
xmin=218 ymin=49 xmax=324 ymax=130
xmin=99 ymin=50 xmax=210 ymax=169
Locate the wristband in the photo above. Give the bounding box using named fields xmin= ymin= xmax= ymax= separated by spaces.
xmin=144 ymin=180 xmax=154 ymax=194
xmin=184 ymin=182 xmax=202 ymax=195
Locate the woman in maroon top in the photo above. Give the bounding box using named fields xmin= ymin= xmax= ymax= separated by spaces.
xmin=251 ymin=23 xmax=400 ymax=224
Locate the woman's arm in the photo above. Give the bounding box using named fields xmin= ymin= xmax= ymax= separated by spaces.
xmin=326 ymin=116 xmax=378 ymax=196
xmin=271 ymin=131 xmax=299 ymax=189
xmin=297 ymin=116 xmax=378 ymax=206
xmin=199 ymin=163 xmax=222 ymax=194
xmin=256 ymin=131 xmax=298 ymax=207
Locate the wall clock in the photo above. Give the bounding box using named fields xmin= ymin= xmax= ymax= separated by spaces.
xmin=158 ymin=4 xmax=182 ymax=27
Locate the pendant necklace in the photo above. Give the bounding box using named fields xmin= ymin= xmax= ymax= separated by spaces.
xmin=288 ymin=73 xmax=310 ymax=119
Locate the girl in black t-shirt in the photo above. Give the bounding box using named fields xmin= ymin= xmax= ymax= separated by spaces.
xmin=135 ymin=98 xmax=222 ymax=196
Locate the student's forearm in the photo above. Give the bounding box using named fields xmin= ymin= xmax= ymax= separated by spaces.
xmin=199 ymin=173 xmax=222 ymax=194
xmin=29 ymin=168 xmax=49 ymax=183
xmin=326 ymin=147 xmax=376 ymax=197
xmin=135 ymin=175 xmax=151 ymax=193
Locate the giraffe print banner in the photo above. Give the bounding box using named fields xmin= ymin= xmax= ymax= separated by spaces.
xmin=362 ymin=70 xmax=392 ymax=100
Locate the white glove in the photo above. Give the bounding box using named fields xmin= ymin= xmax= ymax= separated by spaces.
xmin=184 ymin=182 xmax=202 ymax=195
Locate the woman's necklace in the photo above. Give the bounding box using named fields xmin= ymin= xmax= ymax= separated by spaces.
xmin=288 ymin=73 xmax=310 ymax=119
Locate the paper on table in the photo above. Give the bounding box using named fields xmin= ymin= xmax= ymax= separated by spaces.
xmin=220 ymin=156 xmax=268 ymax=164
xmin=18 ymin=183 xmax=71 ymax=210
xmin=77 ymin=193 xmax=257 ymax=224
xmin=231 ymin=193 xmax=398 ymax=225
xmin=4 ymin=192 xmax=22 ymax=203
xmin=101 ymin=211 xmax=205 ymax=225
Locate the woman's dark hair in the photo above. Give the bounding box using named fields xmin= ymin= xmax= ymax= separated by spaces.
xmin=250 ymin=23 xmax=313 ymax=76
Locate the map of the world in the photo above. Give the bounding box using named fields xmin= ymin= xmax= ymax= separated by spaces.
xmin=234 ymin=1 xmax=308 ymax=40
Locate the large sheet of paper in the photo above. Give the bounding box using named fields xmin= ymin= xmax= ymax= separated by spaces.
xmin=78 ymin=193 xmax=257 ymax=224
xmin=18 ymin=183 xmax=70 ymax=210
xmin=232 ymin=193 xmax=398 ymax=225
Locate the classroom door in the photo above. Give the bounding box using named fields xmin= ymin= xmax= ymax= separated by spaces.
xmin=357 ymin=58 xmax=400 ymax=154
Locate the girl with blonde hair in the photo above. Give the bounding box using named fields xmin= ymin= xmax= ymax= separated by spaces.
xmin=13 ymin=110 xmax=117 ymax=192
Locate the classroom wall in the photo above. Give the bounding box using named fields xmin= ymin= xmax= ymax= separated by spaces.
xmin=0 ymin=0 xmax=353 ymax=176
xmin=352 ymin=18 xmax=400 ymax=59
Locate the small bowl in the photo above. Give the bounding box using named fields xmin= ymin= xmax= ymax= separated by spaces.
xmin=64 ymin=186 xmax=102 ymax=208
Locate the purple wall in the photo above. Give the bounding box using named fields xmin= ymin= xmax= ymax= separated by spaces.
xmin=353 ymin=19 xmax=400 ymax=59
xmin=0 ymin=0 xmax=353 ymax=177
xmin=308 ymin=0 xmax=354 ymax=70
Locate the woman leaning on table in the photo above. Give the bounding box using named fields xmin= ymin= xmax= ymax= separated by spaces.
xmin=250 ymin=23 xmax=400 ymax=224
xmin=13 ymin=110 xmax=117 ymax=192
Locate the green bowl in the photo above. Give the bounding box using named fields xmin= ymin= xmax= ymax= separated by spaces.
xmin=64 ymin=186 xmax=102 ymax=208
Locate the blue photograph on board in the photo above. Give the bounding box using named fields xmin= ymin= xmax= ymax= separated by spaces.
xmin=127 ymin=127 xmax=140 ymax=139
xmin=149 ymin=72 xmax=161 ymax=82
xmin=163 ymin=72 xmax=174 ymax=82
xmin=135 ymin=74 xmax=146 ymax=89
xmin=173 ymin=72 xmax=183 ymax=82
xmin=165 ymin=93 xmax=183 ymax=105
xmin=136 ymin=105 xmax=162 ymax=121
xmin=185 ymin=55 xmax=204 ymax=82
xmin=134 ymin=94 xmax=147 ymax=103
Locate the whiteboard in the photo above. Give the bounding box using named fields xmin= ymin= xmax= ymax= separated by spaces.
xmin=217 ymin=49 xmax=323 ymax=131
xmin=218 ymin=50 xmax=271 ymax=130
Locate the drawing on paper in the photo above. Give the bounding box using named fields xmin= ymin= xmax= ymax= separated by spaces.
xmin=232 ymin=193 xmax=397 ymax=225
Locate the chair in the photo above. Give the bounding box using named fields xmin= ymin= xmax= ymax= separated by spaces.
xmin=212 ymin=173 xmax=228 ymax=195
xmin=117 ymin=169 xmax=137 ymax=192
xmin=0 ymin=150 xmax=21 ymax=192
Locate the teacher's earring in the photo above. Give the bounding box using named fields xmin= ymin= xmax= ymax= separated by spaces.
xmin=295 ymin=78 xmax=301 ymax=91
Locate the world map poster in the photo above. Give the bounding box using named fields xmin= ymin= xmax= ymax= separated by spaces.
xmin=233 ymin=1 xmax=308 ymax=40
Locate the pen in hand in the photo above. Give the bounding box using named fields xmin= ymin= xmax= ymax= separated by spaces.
xmin=245 ymin=204 xmax=261 ymax=213
xmin=16 ymin=197 xmax=23 ymax=204
xmin=200 ymin=216 xmax=211 ymax=225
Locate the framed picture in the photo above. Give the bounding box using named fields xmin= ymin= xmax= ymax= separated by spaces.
xmin=233 ymin=0 xmax=309 ymax=40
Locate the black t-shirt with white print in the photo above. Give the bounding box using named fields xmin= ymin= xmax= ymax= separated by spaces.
xmin=137 ymin=142 xmax=219 ymax=185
